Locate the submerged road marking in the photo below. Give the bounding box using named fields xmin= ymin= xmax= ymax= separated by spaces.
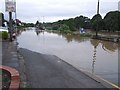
xmin=96 ymin=75 xmax=120 ymax=89
xmin=80 ymin=69 xmax=119 ymax=89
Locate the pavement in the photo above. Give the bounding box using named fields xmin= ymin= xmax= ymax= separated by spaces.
xmin=2 ymin=40 xmax=27 ymax=88
xmin=1 ymin=40 xmax=118 ymax=89
xmin=2 ymin=40 xmax=19 ymax=70
xmin=18 ymin=48 xmax=116 ymax=89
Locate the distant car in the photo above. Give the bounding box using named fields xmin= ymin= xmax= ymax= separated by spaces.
xmin=0 ymin=27 xmax=8 ymax=32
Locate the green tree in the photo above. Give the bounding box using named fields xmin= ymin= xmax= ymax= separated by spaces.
xmin=52 ymin=24 xmax=59 ymax=30
xmin=91 ymin=14 xmax=103 ymax=30
xmin=104 ymin=11 xmax=120 ymax=32
xmin=55 ymin=19 xmax=75 ymax=31
xmin=74 ymin=16 xmax=85 ymax=30
xmin=91 ymin=14 xmax=103 ymax=37
xmin=58 ymin=24 xmax=71 ymax=33
xmin=65 ymin=18 xmax=76 ymax=31
xmin=83 ymin=18 xmax=91 ymax=29
xmin=74 ymin=16 xmax=91 ymax=30
xmin=35 ymin=21 xmax=39 ymax=26
xmin=35 ymin=21 xmax=43 ymax=29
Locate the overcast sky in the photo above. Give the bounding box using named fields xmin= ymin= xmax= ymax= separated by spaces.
xmin=0 ymin=0 xmax=119 ymax=23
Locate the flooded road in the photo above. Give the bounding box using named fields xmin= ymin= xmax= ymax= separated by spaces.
xmin=17 ymin=28 xmax=119 ymax=86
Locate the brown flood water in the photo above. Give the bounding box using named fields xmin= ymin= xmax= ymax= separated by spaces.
xmin=17 ymin=28 xmax=119 ymax=86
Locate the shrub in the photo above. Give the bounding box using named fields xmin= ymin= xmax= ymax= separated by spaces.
xmin=80 ymin=33 xmax=92 ymax=37
xmin=58 ymin=24 xmax=71 ymax=33
xmin=2 ymin=31 xmax=8 ymax=40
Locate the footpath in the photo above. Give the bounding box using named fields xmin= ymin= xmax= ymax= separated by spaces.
xmin=2 ymin=40 xmax=27 ymax=88
xmin=1 ymin=40 xmax=118 ymax=89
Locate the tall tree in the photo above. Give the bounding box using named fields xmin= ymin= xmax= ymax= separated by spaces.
xmin=91 ymin=14 xmax=103 ymax=36
xmin=104 ymin=11 xmax=120 ymax=32
xmin=74 ymin=16 xmax=85 ymax=30
xmin=35 ymin=21 xmax=39 ymax=26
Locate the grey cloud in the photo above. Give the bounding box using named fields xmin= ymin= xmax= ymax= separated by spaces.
xmin=0 ymin=0 xmax=119 ymax=23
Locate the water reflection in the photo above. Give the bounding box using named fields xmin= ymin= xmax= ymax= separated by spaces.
xmin=92 ymin=45 xmax=96 ymax=74
xmin=91 ymin=39 xmax=100 ymax=74
xmin=46 ymin=30 xmax=119 ymax=52
xmin=18 ymin=29 xmax=119 ymax=52
xmin=101 ymin=41 xmax=118 ymax=52
xmin=17 ymin=28 xmax=119 ymax=52
xmin=47 ymin=30 xmax=89 ymax=43
xmin=90 ymin=39 xmax=119 ymax=52
xmin=90 ymin=39 xmax=119 ymax=75
xmin=16 ymin=28 xmax=27 ymax=37
xmin=35 ymin=28 xmax=45 ymax=36
xmin=62 ymin=34 xmax=89 ymax=43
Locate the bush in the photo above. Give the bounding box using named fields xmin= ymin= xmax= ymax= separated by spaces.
xmin=80 ymin=33 xmax=92 ymax=37
xmin=58 ymin=24 xmax=71 ymax=33
xmin=2 ymin=31 xmax=8 ymax=40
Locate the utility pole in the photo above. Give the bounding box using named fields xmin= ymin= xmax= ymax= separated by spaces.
xmin=9 ymin=12 xmax=13 ymax=41
xmin=97 ymin=0 xmax=100 ymax=15
xmin=96 ymin=0 xmax=100 ymax=37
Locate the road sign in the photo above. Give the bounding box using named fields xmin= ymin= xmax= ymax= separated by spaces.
xmin=5 ymin=0 xmax=16 ymax=12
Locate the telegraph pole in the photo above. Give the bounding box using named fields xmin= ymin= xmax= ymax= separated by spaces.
xmin=96 ymin=0 xmax=100 ymax=37
xmin=97 ymin=0 xmax=100 ymax=15
xmin=9 ymin=12 xmax=13 ymax=41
